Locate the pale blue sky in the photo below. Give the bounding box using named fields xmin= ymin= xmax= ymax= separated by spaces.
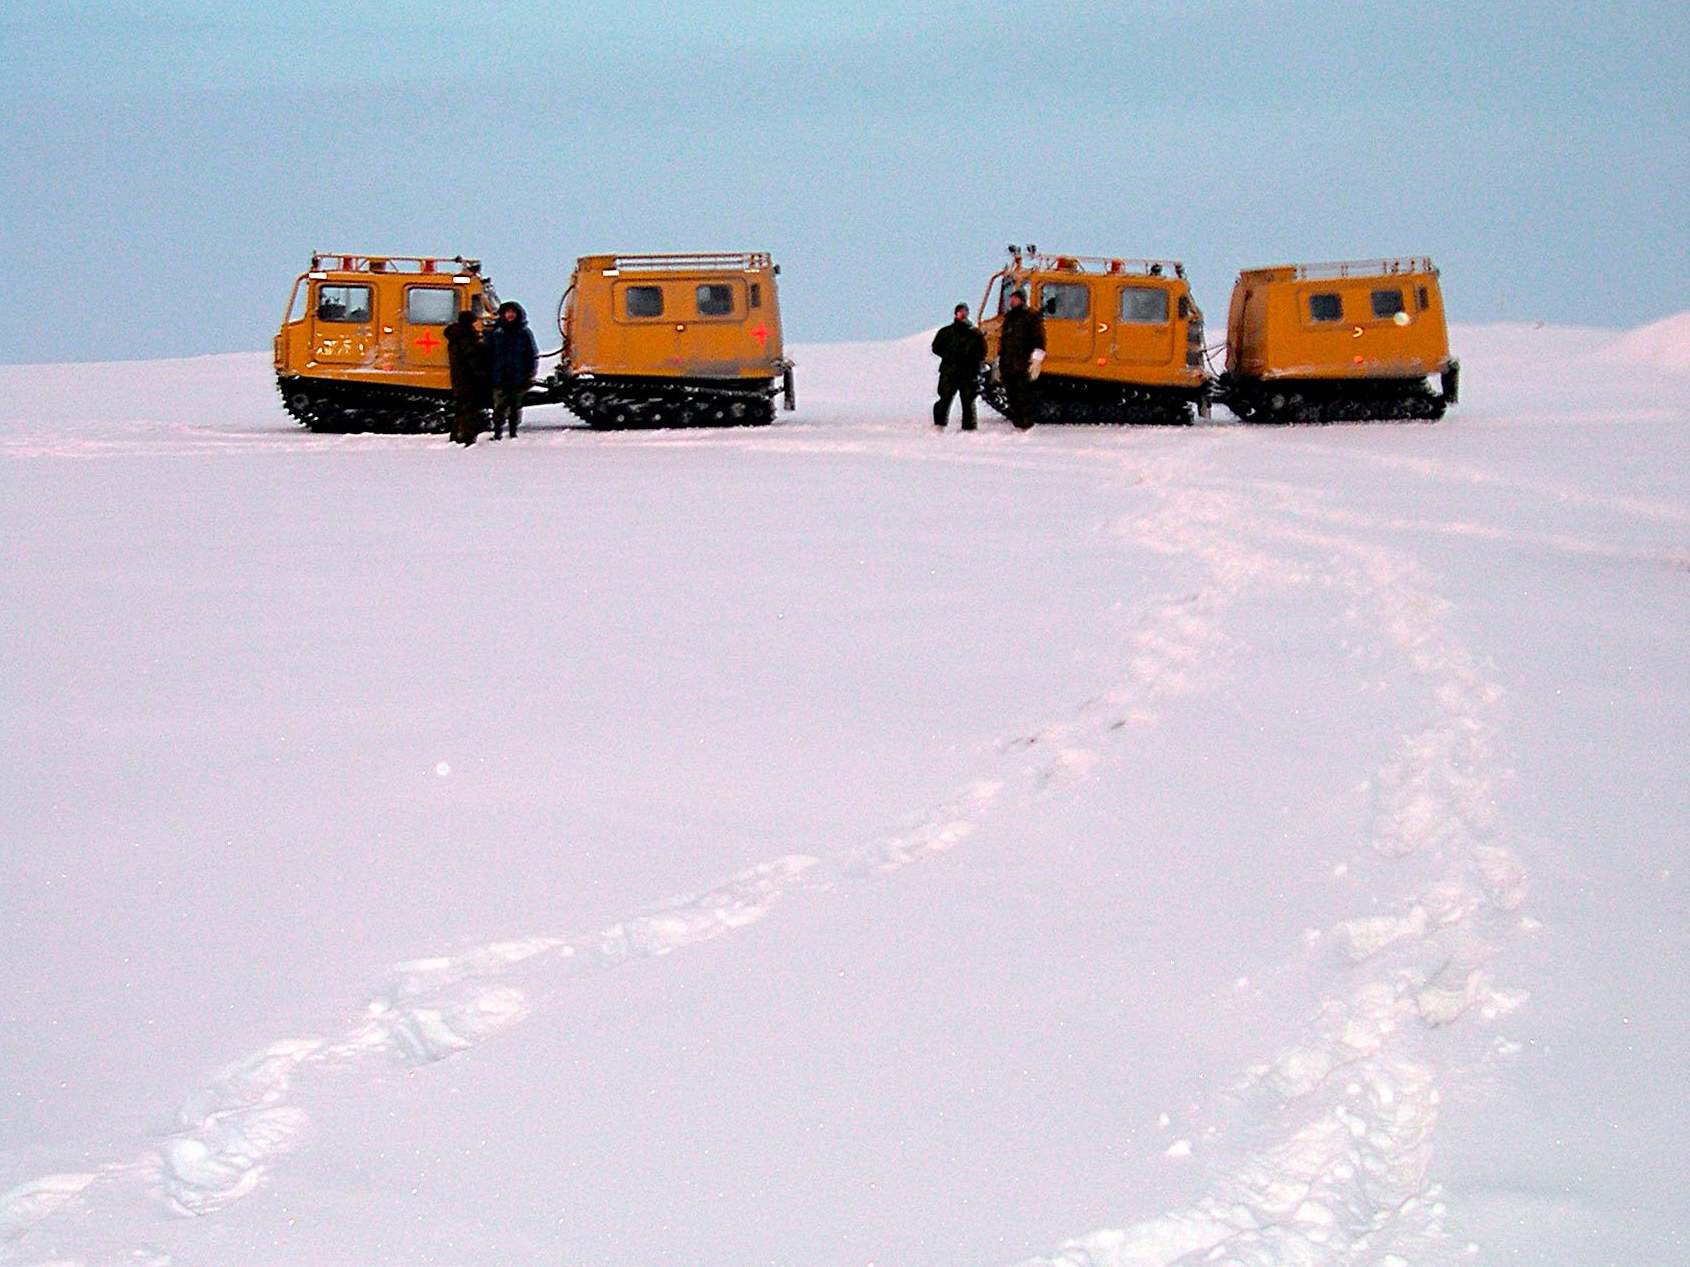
xmin=3 ymin=1 xmax=1686 ymax=362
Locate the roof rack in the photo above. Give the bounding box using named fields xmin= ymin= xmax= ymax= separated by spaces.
xmin=1270 ymin=257 xmax=1436 ymax=280
xmin=309 ymin=252 xmax=482 ymax=275
xmin=1008 ymin=248 xmax=1186 ymax=279
xmin=605 ymin=252 xmax=773 ymax=273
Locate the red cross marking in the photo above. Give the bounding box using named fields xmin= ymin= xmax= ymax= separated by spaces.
xmin=751 ymin=325 xmax=770 ymax=345
xmin=415 ymin=331 xmax=442 ymax=353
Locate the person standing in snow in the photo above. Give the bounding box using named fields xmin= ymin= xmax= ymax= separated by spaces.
xmin=996 ymin=288 xmax=1046 ymax=430
xmin=486 ymin=300 xmax=539 ymax=440
xmin=930 ymin=303 xmax=987 ymax=430
xmin=443 ymin=307 xmax=489 ymax=446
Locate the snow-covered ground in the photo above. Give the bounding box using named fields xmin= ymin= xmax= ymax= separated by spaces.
xmin=1 ymin=317 xmax=1686 ymax=1267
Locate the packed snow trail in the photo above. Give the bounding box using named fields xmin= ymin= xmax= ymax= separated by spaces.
xmin=1017 ymin=471 xmax=1532 ymax=1266
xmin=1 ymin=432 xmax=1541 ymax=1267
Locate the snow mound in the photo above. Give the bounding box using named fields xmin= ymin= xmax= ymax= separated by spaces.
xmin=1595 ymin=310 xmax=1690 ymax=374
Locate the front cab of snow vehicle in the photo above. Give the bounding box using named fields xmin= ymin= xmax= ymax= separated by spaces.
xmin=1220 ymin=258 xmax=1459 ymax=423
xmin=275 ymin=253 xmax=495 ymax=432
xmin=546 ymin=252 xmax=795 ymax=427
xmin=977 ymin=247 xmax=1209 ymax=425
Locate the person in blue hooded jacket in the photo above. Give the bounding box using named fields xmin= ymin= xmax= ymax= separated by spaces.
xmin=486 ymin=300 xmax=539 ymax=440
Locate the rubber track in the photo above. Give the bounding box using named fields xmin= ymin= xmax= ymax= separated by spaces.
xmin=978 ymin=371 xmax=1197 ymax=426
xmin=539 ymin=374 xmax=779 ymax=430
xmin=276 ymin=376 xmax=452 ymax=434
xmin=1219 ymin=375 xmax=1449 ymax=424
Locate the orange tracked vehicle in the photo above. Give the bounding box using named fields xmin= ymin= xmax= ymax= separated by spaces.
xmin=274 ymin=252 xmax=495 ymax=432
xmin=1217 ymin=258 xmax=1459 ymax=423
xmin=539 ymin=252 xmax=796 ymax=427
xmin=976 ymin=246 xmax=1209 ymax=425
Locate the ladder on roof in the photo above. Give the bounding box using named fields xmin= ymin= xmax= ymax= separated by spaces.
xmin=606 ymin=252 xmax=773 ymax=273
xmin=310 ymin=252 xmax=482 ymax=276
xmin=1008 ymin=248 xmax=1186 ymax=279
xmin=1288 ymin=257 xmax=1436 ymax=280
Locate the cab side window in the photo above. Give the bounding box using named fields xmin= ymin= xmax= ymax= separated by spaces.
xmin=696 ymin=284 xmax=735 ymax=317
xmin=1417 ymin=286 xmax=1430 ymax=311
xmin=626 ymin=286 xmax=664 ymax=318
xmin=1119 ymin=286 xmax=1169 ymax=323
xmin=1040 ymin=282 xmax=1089 ymax=320
xmin=405 ymin=287 xmax=457 ymax=325
xmin=1371 ymin=289 xmax=1405 ymax=319
xmin=1308 ymin=293 xmax=1343 ymax=322
xmin=316 ymin=285 xmax=371 ymax=323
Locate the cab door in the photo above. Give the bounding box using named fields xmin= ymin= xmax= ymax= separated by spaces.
xmin=398 ymin=284 xmax=459 ymax=371
xmin=1112 ymin=283 xmax=1175 ymax=367
xmin=977 ymin=273 xmax=1014 ymax=363
xmin=1034 ymin=279 xmax=1095 ymax=368
xmin=310 ymin=281 xmax=375 ymax=365
xmin=684 ymin=278 xmax=744 ymax=375
xmin=611 ymin=280 xmax=677 ymax=375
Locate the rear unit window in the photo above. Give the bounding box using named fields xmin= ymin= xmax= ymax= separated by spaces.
xmin=1371 ymin=289 xmax=1406 ymax=318
xmin=625 ymin=286 xmax=664 ymax=318
xmin=1039 ymin=282 xmax=1089 ymax=320
xmin=316 ymin=285 xmax=371 ymax=323
xmin=749 ymin=282 xmax=762 ymax=308
xmin=696 ymin=284 xmax=735 ymax=316
xmin=405 ymin=287 xmax=457 ymax=325
xmin=1417 ymin=286 xmax=1430 ymax=311
xmin=1308 ymin=292 xmax=1343 ymax=322
xmin=1119 ymin=286 xmax=1169 ymax=324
